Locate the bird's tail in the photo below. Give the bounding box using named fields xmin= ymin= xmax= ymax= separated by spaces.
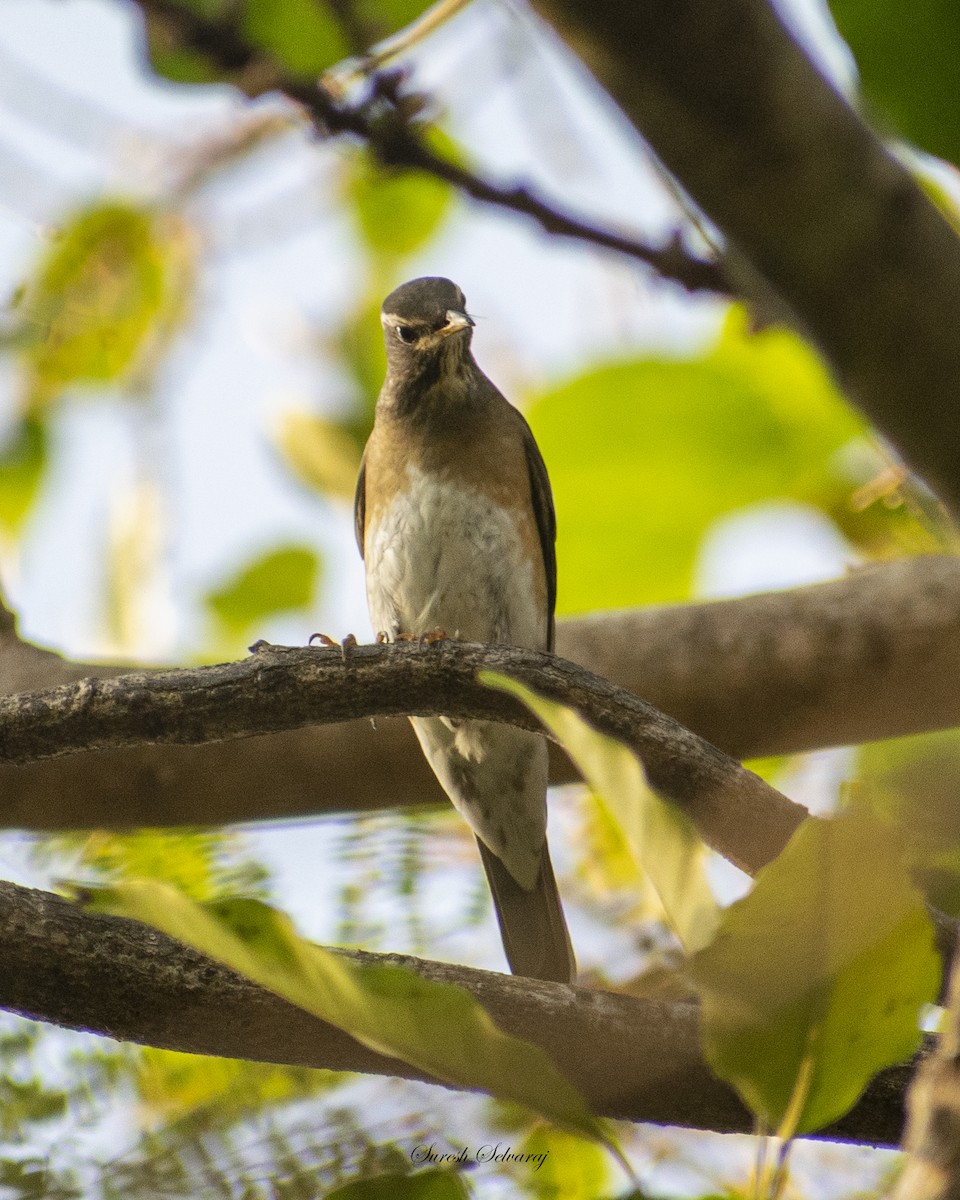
xmin=476 ymin=838 xmax=576 ymax=984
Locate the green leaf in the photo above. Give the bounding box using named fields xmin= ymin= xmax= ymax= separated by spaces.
xmin=857 ymin=729 xmax=960 ymax=854
xmin=527 ymin=313 xmax=879 ymax=613
xmin=353 ymin=0 xmax=433 ymax=40
xmin=482 ymin=673 xmax=720 ymax=954
xmin=0 ymin=416 xmax=48 ymax=534
xmin=519 ymin=1127 xmax=611 ymax=1199
xmin=689 ymin=809 xmax=939 ymax=1134
xmin=14 ymin=201 xmax=194 ymax=408
xmin=829 ymin=0 xmax=960 ymax=167
xmin=274 ymin=412 xmax=363 ymax=499
xmin=326 ymin=1171 xmax=469 ymax=1199
xmin=346 ymin=144 xmax=453 ymax=262
xmin=205 ymin=545 xmax=320 ymax=633
xmin=86 ymin=881 xmax=604 ymax=1140
xmin=856 ymin=729 xmax=960 ymax=915
xmin=242 ymin=0 xmax=348 ymax=76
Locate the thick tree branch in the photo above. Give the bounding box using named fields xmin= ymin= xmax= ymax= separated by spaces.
xmin=571 ymin=556 xmax=960 ymax=761
xmin=0 ymin=640 xmax=804 ymax=876
xmin=133 ymin=0 xmax=732 ymax=296
xmin=2 ymin=558 xmax=960 ymax=837
xmin=0 ymin=878 xmax=914 ymax=1144
xmin=528 ymin=0 xmax=960 ymax=521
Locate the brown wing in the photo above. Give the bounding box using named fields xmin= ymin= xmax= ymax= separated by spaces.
xmin=519 ymin=416 xmax=557 ymax=652
xmin=353 ymin=451 xmax=367 ymax=559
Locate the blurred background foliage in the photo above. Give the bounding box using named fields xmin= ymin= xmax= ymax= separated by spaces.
xmin=0 ymin=0 xmax=958 ymax=1195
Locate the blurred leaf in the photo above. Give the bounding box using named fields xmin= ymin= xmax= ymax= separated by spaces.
xmin=144 ymin=0 xmax=434 ymax=86
xmin=327 ymin=1171 xmax=469 ymax=1199
xmin=575 ymin=789 xmax=650 ymax=905
xmin=142 ymin=8 xmax=229 ymax=86
xmin=205 ymin=545 xmax=320 ymax=633
xmin=335 ymin=292 xmax=388 ymax=420
xmin=275 ymin=411 xmax=363 ymax=499
xmin=857 ymin=729 xmax=960 ymax=852
xmin=527 ymin=311 xmax=899 ymax=613
xmin=482 ymin=673 xmax=720 ymax=954
xmin=353 ymin=0 xmax=433 ymax=40
xmin=829 ymin=0 xmax=960 ymax=167
xmin=518 ymin=1127 xmax=610 ymax=1200
xmin=87 ymin=882 xmax=605 ymax=1140
xmin=690 ymin=808 xmax=939 ymax=1134
xmin=14 ymin=201 xmax=194 ymax=409
xmin=0 ymin=416 xmax=47 ymax=534
xmin=136 ymin=1047 xmax=333 ymax=1123
xmin=242 ymin=0 xmax=348 ymax=75
xmin=51 ymin=827 xmax=269 ymax=901
xmin=103 ymin=480 xmax=165 ymax=655
xmin=856 ymin=729 xmax=960 ymax=915
xmin=346 ymin=145 xmax=453 ymax=262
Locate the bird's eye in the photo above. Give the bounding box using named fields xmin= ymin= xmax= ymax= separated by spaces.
xmin=395 ymin=325 xmax=418 ymax=344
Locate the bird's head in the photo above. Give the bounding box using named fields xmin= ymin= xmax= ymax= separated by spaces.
xmin=380 ymin=277 xmax=475 ymax=385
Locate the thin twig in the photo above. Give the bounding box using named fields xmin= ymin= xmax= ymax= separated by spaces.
xmin=133 ymin=0 xmax=733 ymax=295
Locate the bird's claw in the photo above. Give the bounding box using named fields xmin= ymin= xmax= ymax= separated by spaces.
xmin=309 ymin=632 xmax=359 ymax=661
xmin=419 ymin=627 xmax=447 ymax=646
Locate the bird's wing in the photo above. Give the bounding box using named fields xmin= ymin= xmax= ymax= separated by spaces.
xmin=519 ymin=417 xmax=557 ymax=651
xmin=353 ymin=450 xmax=367 ymax=559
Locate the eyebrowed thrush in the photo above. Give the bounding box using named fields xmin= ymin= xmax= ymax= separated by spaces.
xmin=354 ymin=276 xmax=575 ymax=984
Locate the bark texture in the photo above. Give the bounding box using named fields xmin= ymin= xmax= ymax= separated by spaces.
xmin=0 ymin=640 xmax=806 ymax=876
xmin=2 ymin=558 xmax=960 ymax=832
xmin=0 ymin=879 xmax=915 ymax=1145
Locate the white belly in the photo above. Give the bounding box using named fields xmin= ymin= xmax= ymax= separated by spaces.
xmin=364 ymin=467 xmax=549 ymax=887
xmin=364 ymin=467 xmax=545 ymax=650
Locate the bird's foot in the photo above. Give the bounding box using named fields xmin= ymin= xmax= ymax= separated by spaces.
xmin=309 ymin=632 xmax=358 ymax=661
xmin=419 ymin=627 xmax=447 ymax=646
xmin=389 ymin=628 xmax=446 ymax=645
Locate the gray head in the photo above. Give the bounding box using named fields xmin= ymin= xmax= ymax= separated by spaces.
xmin=380 ymin=277 xmax=475 ymax=383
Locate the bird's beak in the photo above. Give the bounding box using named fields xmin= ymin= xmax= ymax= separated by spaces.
xmin=442 ymin=309 xmax=475 ymax=335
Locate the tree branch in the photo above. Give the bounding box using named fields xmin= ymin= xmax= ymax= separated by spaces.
xmin=3 ymin=558 xmax=960 ymax=840
xmin=0 ymin=640 xmax=805 ymax=876
xmin=528 ymin=0 xmax=960 ymax=521
xmin=0 ymin=878 xmax=914 ymax=1144
xmin=132 ymin=0 xmax=732 ymax=296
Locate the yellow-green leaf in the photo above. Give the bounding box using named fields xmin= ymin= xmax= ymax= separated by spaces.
xmin=327 ymin=1171 xmax=469 ymax=1200
xmin=15 ymin=201 xmax=194 ymax=409
xmin=519 ymin=1127 xmax=611 ymax=1200
xmin=86 ymin=881 xmax=603 ymax=1140
xmin=242 ymin=0 xmax=348 ymax=76
xmin=346 ymin=145 xmax=453 ymax=262
xmin=856 ymin=728 xmax=960 ymax=916
xmin=829 ymin=0 xmax=960 ymax=167
xmin=481 ymin=674 xmax=720 ymax=954
xmin=689 ymin=809 xmax=939 ymax=1134
xmin=205 ymin=545 xmax=320 ymax=633
xmin=0 ymin=417 xmax=47 ymax=535
xmin=526 ymin=311 xmax=920 ymax=613
xmin=275 ymin=411 xmax=363 ymax=499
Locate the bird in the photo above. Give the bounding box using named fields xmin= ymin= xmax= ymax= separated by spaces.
xmin=354 ymin=276 xmax=576 ymax=984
